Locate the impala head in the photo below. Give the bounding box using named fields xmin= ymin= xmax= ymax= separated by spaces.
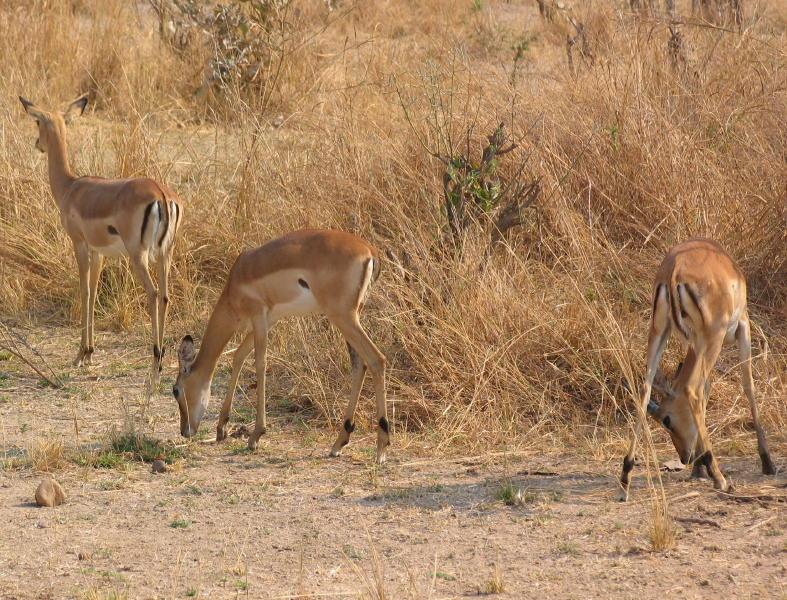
xmin=646 ymin=387 xmax=702 ymax=465
xmin=19 ymin=94 xmax=88 ymax=153
xmin=172 ymin=335 xmax=210 ymax=438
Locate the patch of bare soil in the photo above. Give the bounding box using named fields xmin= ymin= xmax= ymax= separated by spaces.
xmin=0 ymin=327 xmax=784 ymax=599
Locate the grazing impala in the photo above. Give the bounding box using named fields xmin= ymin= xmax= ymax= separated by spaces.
xmin=619 ymin=239 xmax=776 ymax=500
xmin=19 ymin=95 xmax=183 ymax=384
xmin=171 ymin=229 xmax=390 ymax=463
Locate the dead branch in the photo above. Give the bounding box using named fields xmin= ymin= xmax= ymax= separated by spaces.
xmin=0 ymin=321 xmax=63 ymax=389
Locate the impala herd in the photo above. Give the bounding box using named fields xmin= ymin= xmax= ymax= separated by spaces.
xmin=18 ymin=95 xmax=777 ymax=498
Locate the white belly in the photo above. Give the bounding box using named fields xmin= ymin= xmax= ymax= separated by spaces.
xmin=267 ymin=288 xmax=320 ymax=324
xmin=95 ymin=238 xmax=128 ymax=258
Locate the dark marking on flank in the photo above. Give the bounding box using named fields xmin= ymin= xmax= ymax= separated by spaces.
xmin=670 ymin=284 xmax=689 ymax=338
xmin=157 ymin=201 xmax=169 ymax=247
xmin=378 ymin=417 xmax=389 ymax=434
xmin=140 ymin=201 xmax=155 ymax=243
xmin=298 ymin=278 xmax=309 ymax=289
xmin=652 ymin=283 xmax=664 ymax=317
xmin=683 ymin=284 xmax=704 ymax=325
xmin=343 ymin=419 xmax=355 ymax=434
xmin=107 ymin=225 xmax=119 ymax=235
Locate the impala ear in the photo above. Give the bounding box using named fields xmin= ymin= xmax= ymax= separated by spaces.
xmin=178 ymin=335 xmax=197 ymax=370
xmin=19 ymin=96 xmax=45 ymax=121
xmin=63 ymin=93 xmax=88 ymax=124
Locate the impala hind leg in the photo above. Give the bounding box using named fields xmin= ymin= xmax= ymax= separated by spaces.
xmin=330 ymin=342 xmax=367 ymax=457
xmin=217 ymin=331 xmax=254 ymax=442
xmin=72 ymin=241 xmax=92 ymax=367
xmin=154 ymin=254 xmax=172 ymax=375
xmin=128 ymin=253 xmax=160 ymax=388
xmin=620 ymin=284 xmax=671 ymax=501
xmin=331 ymin=315 xmax=388 ymax=464
xmin=736 ymin=315 xmax=775 ymax=475
xmin=83 ymin=251 xmax=104 ymax=366
xmin=247 ymin=315 xmax=269 ymax=451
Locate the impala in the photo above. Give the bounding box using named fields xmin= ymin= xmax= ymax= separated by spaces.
xmin=20 ymin=95 xmax=183 ymax=385
xmin=619 ymin=239 xmax=775 ymax=500
xmin=171 ymin=229 xmax=390 ymax=463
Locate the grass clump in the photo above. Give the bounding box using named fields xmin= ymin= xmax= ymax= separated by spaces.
xmin=73 ymin=433 xmax=186 ymax=469
xmin=28 ymin=437 xmax=66 ymax=472
xmin=649 ymin=498 xmax=677 ymax=552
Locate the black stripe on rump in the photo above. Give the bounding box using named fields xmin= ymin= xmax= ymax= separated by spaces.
xmin=140 ymin=201 xmax=155 ymax=243
xmin=670 ymin=283 xmax=689 ymax=338
xmin=652 ymin=283 xmax=664 ymax=317
xmin=157 ymin=200 xmax=170 ymax=247
xmin=683 ymin=284 xmax=704 ymax=326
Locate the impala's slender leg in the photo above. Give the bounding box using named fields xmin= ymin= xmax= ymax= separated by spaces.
xmin=620 ymin=284 xmax=670 ymax=501
xmin=72 ymin=240 xmax=91 ymax=367
xmin=84 ymin=251 xmax=103 ymax=366
xmin=247 ymin=314 xmax=269 ymax=451
xmin=690 ymin=347 xmax=710 ymax=479
xmin=330 ymin=314 xmax=388 ymax=464
xmin=329 ymin=342 xmax=367 ymax=457
xmin=217 ymin=331 xmax=254 ymax=442
xmin=736 ymin=313 xmax=775 ymax=475
xmin=128 ymin=253 xmax=160 ymax=386
xmin=154 ymin=252 xmax=172 ymax=374
xmin=693 ymin=334 xmax=728 ymax=491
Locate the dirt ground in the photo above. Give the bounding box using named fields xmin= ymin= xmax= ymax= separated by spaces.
xmin=0 ymin=327 xmax=784 ymax=599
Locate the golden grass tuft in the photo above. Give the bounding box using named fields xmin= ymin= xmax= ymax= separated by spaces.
xmin=649 ymin=495 xmax=678 ymax=552
xmin=28 ymin=437 xmax=66 ymax=472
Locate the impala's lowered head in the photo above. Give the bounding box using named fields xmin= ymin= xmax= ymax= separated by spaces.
xmin=19 ymin=94 xmax=88 ymax=153
xmin=172 ymin=335 xmax=210 ymax=438
xmin=646 ymin=383 xmax=702 ymax=465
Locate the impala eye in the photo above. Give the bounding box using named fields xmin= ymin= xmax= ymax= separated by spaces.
xmin=172 ymin=386 xmax=180 ymax=398
xmin=662 ymin=416 xmax=671 ymax=430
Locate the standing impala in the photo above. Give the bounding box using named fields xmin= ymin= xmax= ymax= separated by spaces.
xmin=171 ymin=229 xmax=390 ymax=463
xmin=19 ymin=95 xmax=183 ymax=384
xmin=619 ymin=239 xmax=776 ymax=500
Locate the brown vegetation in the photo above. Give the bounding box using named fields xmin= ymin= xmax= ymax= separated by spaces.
xmin=0 ymin=0 xmax=784 ymax=459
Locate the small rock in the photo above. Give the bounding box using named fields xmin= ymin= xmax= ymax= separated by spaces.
xmin=35 ymin=478 xmax=65 ymax=507
xmin=151 ymin=459 xmax=167 ymax=474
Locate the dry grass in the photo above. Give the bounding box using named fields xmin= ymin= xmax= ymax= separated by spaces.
xmin=649 ymin=494 xmax=678 ymax=551
xmin=0 ymin=0 xmax=785 ymax=459
xmin=28 ymin=436 xmax=66 ymax=472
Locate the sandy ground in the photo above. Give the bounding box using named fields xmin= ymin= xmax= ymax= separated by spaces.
xmin=0 ymin=327 xmax=784 ymax=599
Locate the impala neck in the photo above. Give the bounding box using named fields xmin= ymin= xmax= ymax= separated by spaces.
xmin=46 ymin=125 xmax=76 ymax=206
xmin=192 ymin=291 xmax=242 ymax=385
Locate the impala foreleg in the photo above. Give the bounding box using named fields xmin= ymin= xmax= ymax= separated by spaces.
xmin=694 ymin=336 xmax=728 ymax=491
xmin=736 ymin=315 xmax=775 ymax=475
xmin=217 ymin=331 xmax=254 ymax=442
xmin=330 ymin=342 xmax=367 ymax=457
xmin=84 ymin=251 xmax=104 ymax=366
xmin=247 ymin=315 xmax=269 ymax=451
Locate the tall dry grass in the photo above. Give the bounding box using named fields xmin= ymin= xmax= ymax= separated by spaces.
xmin=0 ymin=0 xmax=785 ymax=453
